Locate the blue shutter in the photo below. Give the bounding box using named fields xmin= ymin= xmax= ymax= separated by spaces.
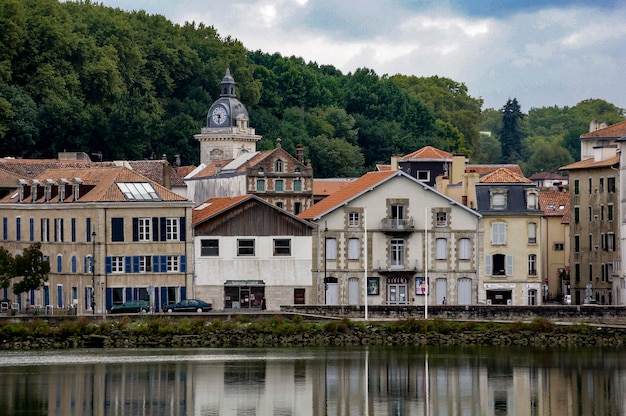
xmin=57 ymin=286 xmax=63 ymax=308
xmin=152 ymin=256 xmax=160 ymax=273
xmin=84 ymin=256 xmax=88 ymax=273
xmin=30 ymin=290 xmax=35 ymax=305
xmin=180 ymin=217 xmax=186 ymax=241
xmin=154 ymin=288 xmax=160 ymax=312
xmin=132 ymin=218 xmax=139 ymax=241
xmin=160 ymin=256 xmax=167 ymax=273
xmin=71 ymin=218 xmax=76 ymax=242
xmin=153 ymin=217 xmax=160 ymax=241
xmin=105 ymin=257 xmax=112 ymax=274
xmin=133 ymin=256 xmax=140 ymax=273
xmin=60 ymin=218 xmax=64 ymax=242
xmin=125 ymin=256 xmax=132 ymax=273
xmin=133 ymin=287 xmax=139 ymax=300
xmin=16 ymin=217 xmax=21 ymax=241
xmin=106 ymin=288 xmax=113 ymax=311
xmin=180 ymin=255 xmax=186 ymax=273
xmin=71 ymin=256 xmax=77 ymax=273
xmin=29 ymin=218 xmax=34 ymax=241
xmin=161 ymin=287 xmax=167 ymax=309
xmin=57 ymin=255 xmax=62 ymax=273
xmin=3 ymin=217 xmax=7 ymax=240
xmin=86 ymin=218 xmax=91 ymax=242
xmin=125 ymin=287 xmax=132 ymax=302
xmin=160 ymin=217 xmax=166 ymax=241
xmin=85 ymin=287 xmax=89 ymax=310
xmin=181 ymin=286 xmax=187 ymax=301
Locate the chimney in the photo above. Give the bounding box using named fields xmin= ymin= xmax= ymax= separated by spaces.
xmin=296 ymin=144 xmax=304 ymax=163
xmin=391 ymin=154 xmax=400 ymax=171
xmin=163 ymin=160 xmax=172 ymax=190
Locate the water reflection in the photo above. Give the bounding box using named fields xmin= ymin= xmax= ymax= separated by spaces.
xmin=0 ymin=346 xmax=624 ymax=415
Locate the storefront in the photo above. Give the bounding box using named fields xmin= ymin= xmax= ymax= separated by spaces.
xmin=224 ymin=280 xmax=265 ymax=309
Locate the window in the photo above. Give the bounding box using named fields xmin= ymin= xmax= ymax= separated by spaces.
xmin=485 ymin=253 xmax=513 ymax=276
xmin=528 ymin=222 xmax=537 ymax=244
xmin=601 ymin=205 xmax=605 ymax=221
xmin=57 ymin=255 xmax=63 ymax=273
xmin=436 ymin=238 xmax=448 ymax=260
xmin=85 ymin=255 xmax=93 ymax=273
xmin=326 ymin=238 xmax=337 ymax=260
xmin=528 ymin=289 xmax=537 ymax=305
xmin=294 ymin=288 xmax=305 ymax=304
xmin=275 ymin=159 xmax=284 ymax=172
xmin=574 ymin=263 xmax=580 ymax=283
xmin=167 ymin=256 xmax=179 ymax=272
xmin=574 ymin=206 xmax=579 ymax=223
xmin=574 ymin=179 xmax=579 ymax=195
xmin=201 ymin=239 xmax=219 ymax=256
xmin=599 ymin=177 xmax=604 ymax=192
xmin=54 ymin=218 xmax=64 ymax=242
xmin=417 ymin=171 xmax=429 ymax=181
xmin=138 ymin=218 xmax=151 ymax=241
xmin=348 ymin=212 xmax=360 ymax=227
xmin=71 ymin=218 xmax=76 ymax=242
xmin=589 ymin=234 xmax=593 ymax=250
xmin=15 ymin=217 xmax=20 ymax=241
xmin=294 ymin=202 xmax=302 ymax=215
xmin=390 ymin=238 xmax=405 ymax=268
xmin=348 ymin=238 xmax=360 ymax=260
xmin=2 ymin=217 xmax=6 ymax=240
xmin=71 ymin=256 xmax=77 ymax=273
xmin=391 ymin=204 xmax=405 ymax=220
xmin=139 ymin=256 xmax=152 ymax=272
xmin=276 ymin=202 xmax=283 ymax=209
xmin=117 ymin=182 xmax=160 ymax=201
xmin=273 ymin=239 xmax=291 ymax=256
xmin=238 ymin=239 xmax=255 ymax=256
xmin=111 ymin=256 xmax=124 ymax=273
xmin=608 ymin=204 xmax=614 ymax=221
xmin=436 ymin=212 xmax=447 ymax=227
xmin=458 ymin=238 xmax=471 ymax=260
xmin=607 ymin=233 xmax=615 ymax=251
xmin=526 ymin=192 xmax=538 ymax=209
xmin=574 ymin=235 xmax=580 ymax=252
xmin=491 ymin=191 xmax=506 ymax=210
xmin=275 ymin=179 xmax=284 ymax=192
xmin=554 ymin=243 xmax=564 ymax=251
xmin=166 ymin=217 xmax=179 ymax=241
xmin=491 ymin=222 xmax=506 ymax=245
xmin=608 ymin=177 xmax=616 ymax=193
xmin=293 ymin=179 xmax=302 ymax=192
xmin=257 ymin=167 xmax=264 ymax=174
xmin=86 ymin=218 xmax=92 ymax=242
xmin=111 ymin=218 xmax=124 ymax=242
xmin=588 ymin=178 xmax=592 ymax=194
xmin=41 ymin=218 xmax=50 ymax=242
xmin=29 ymin=218 xmax=34 ymax=242
xmin=588 ymin=206 xmax=592 ymax=221
xmin=528 ymin=254 xmax=537 ymax=275
xmin=589 ymin=264 xmax=593 ymax=282
xmin=256 ymin=179 xmax=265 ymax=191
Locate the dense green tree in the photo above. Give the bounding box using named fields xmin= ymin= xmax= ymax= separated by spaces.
xmin=500 ymin=98 xmax=525 ymax=164
xmin=13 ymin=243 xmax=50 ymax=295
xmin=0 ymin=247 xmax=15 ymax=291
xmin=522 ymin=136 xmax=574 ymax=175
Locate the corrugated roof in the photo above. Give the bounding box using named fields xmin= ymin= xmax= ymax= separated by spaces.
xmin=560 ymin=155 xmax=619 ymax=170
xmin=479 ymin=168 xmax=532 ymax=183
xmin=580 ymin=120 xmax=626 ymax=139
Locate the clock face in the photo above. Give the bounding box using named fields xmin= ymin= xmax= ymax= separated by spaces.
xmin=212 ymin=106 xmax=228 ymax=125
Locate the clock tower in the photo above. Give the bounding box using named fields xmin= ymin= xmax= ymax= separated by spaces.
xmin=194 ymin=69 xmax=261 ymax=165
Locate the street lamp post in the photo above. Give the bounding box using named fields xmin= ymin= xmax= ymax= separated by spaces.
xmin=91 ymin=231 xmax=96 ymax=315
xmin=323 ymin=221 xmax=328 ymax=305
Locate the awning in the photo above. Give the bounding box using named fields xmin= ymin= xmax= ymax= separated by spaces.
xmin=224 ymin=280 xmax=265 ymax=286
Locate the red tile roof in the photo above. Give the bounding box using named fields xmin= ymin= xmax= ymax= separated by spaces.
xmin=538 ymin=191 xmax=569 ymax=216
xmin=299 ymin=171 xmax=398 ymax=220
xmin=479 ymin=168 xmax=532 ymax=183
xmin=580 ymin=120 xmax=626 ymax=139
xmin=560 ymin=155 xmax=619 ymax=170
xmin=192 ymin=195 xmax=250 ymax=225
xmin=466 ymin=164 xmax=524 ymax=176
xmin=313 ymin=178 xmax=356 ymax=197
xmin=401 ymin=146 xmax=453 ymax=161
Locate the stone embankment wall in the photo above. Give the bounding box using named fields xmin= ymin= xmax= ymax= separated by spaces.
xmin=281 ymin=305 xmax=626 ymax=326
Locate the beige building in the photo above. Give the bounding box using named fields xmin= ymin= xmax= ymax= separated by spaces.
xmin=538 ymin=191 xmax=570 ymax=302
xmin=299 ymin=170 xmax=482 ymax=306
xmin=0 ymin=166 xmax=194 ymax=314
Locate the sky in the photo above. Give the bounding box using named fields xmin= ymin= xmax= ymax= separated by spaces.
xmin=88 ymin=0 xmax=626 ymax=112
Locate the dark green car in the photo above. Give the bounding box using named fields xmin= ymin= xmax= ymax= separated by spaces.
xmin=110 ymin=300 xmax=149 ymax=314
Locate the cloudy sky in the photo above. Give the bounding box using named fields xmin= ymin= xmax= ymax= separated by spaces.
xmin=91 ymin=0 xmax=625 ymax=112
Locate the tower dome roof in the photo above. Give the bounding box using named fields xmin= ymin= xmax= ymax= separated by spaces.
xmin=206 ymin=69 xmax=249 ymax=128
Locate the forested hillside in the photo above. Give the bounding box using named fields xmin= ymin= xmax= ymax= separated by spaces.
xmin=0 ymin=0 xmax=624 ymax=177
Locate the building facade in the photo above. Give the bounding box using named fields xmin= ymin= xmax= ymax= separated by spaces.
xmin=0 ymin=166 xmax=194 ymax=314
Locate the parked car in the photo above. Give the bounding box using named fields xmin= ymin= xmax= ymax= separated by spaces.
xmin=165 ymin=299 xmax=212 ymax=313
xmin=110 ymin=300 xmax=149 ymax=314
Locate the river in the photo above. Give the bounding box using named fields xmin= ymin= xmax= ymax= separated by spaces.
xmin=0 ymin=345 xmax=623 ymax=415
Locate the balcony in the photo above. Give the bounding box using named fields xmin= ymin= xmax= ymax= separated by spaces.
xmin=380 ymin=217 xmax=414 ymax=233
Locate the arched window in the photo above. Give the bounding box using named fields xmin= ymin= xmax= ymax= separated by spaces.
xmin=71 ymin=255 xmax=77 ymax=273
xmin=275 ymin=159 xmax=284 ymax=173
xmin=57 ymin=255 xmax=63 ymax=273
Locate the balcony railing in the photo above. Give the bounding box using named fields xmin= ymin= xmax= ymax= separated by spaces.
xmin=380 ymin=217 xmax=414 ymax=231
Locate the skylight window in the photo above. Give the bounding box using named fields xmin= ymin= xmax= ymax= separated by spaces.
xmin=117 ymin=182 xmax=160 ymax=201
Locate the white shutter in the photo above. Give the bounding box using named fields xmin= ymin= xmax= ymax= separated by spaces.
xmin=348 ymin=238 xmax=360 ymax=260
xmin=485 ymin=254 xmax=492 ymax=275
xmin=436 ymin=238 xmax=447 ymax=259
xmin=506 ymin=254 xmax=513 ymax=275
xmin=326 ymin=238 xmax=337 ymax=260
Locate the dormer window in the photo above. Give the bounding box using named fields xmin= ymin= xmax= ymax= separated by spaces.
xmin=44 ymin=179 xmax=54 ymax=202
xmin=58 ymin=178 xmax=68 ymax=202
xmin=275 ymin=159 xmax=284 ymax=173
xmin=294 ymin=167 xmax=301 ymax=174
xmin=72 ymin=178 xmax=83 ymax=200
xmin=17 ymin=179 xmax=27 ymax=202
xmin=526 ymin=190 xmax=539 ymax=210
xmin=257 ymin=167 xmax=264 ymax=175
xmin=31 ymin=180 xmax=40 ymax=202
xmin=490 ymin=189 xmax=507 ymax=210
